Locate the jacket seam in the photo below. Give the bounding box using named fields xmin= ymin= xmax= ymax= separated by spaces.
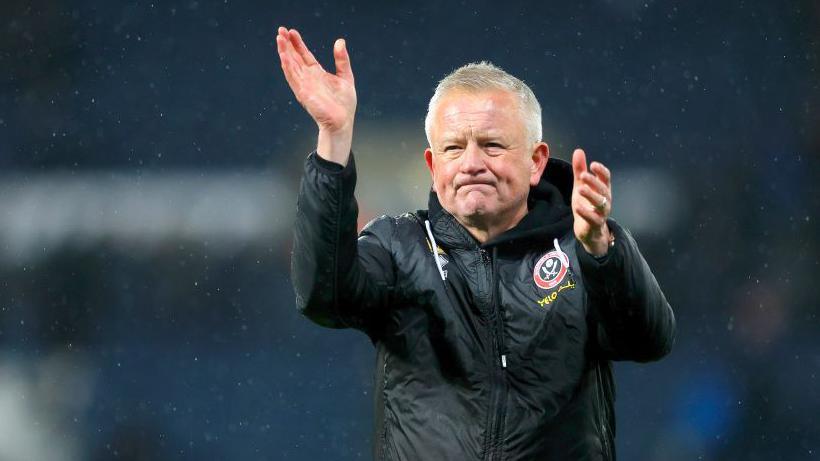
xmin=377 ymin=348 xmax=391 ymax=460
xmin=594 ymin=362 xmax=613 ymax=461
xmin=332 ymin=165 xmax=353 ymax=329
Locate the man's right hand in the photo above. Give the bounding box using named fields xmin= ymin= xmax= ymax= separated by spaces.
xmin=276 ymin=26 xmax=356 ymax=166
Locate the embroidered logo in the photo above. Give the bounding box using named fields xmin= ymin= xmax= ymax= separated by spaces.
xmin=533 ymin=250 xmax=569 ymax=290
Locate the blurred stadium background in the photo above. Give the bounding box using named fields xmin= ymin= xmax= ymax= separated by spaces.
xmin=1 ymin=1 xmax=818 ymax=459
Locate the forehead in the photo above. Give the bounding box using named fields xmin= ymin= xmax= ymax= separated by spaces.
xmin=433 ymin=89 xmax=522 ymax=135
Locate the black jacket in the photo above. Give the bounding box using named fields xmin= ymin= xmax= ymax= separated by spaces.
xmin=291 ymin=152 xmax=675 ymax=460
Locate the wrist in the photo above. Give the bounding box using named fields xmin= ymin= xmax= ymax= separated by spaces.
xmin=582 ymin=225 xmax=614 ymax=257
xmin=317 ymin=125 xmax=354 ymax=166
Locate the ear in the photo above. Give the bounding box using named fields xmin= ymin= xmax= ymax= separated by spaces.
xmin=424 ymin=148 xmax=436 ymax=192
xmin=529 ymin=142 xmax=549 ymax=187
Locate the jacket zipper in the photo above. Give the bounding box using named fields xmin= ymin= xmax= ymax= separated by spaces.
xmin=481 ymin=247 xmax=508 ymax=461
xmin=595 ymin=363 xmax=612 ymax=460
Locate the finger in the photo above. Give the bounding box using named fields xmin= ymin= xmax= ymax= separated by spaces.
xmin=578 ymin=185 xmax=608 ymax=215
xmin=288 ymin=29 xmax=320 ymax=67
xmin=275 ymin=34 xmax=288 ymax=58
xmin=589 ymin=161 xmax=611 ymax=187
xmin=280 ymin=61 xmax=302 ymax=98
xmin=276 ymin=30 xmax=304 ymax=69
xmin=277 ymin=37 xmax=302 ymax=95
xmin=571 ymin=148 xmax=587 ymax=184
xmin=575 ymin=203 xmax=607 ymax=227
xmin=274 ymin=28 xmax=306 ymax=68
xmin=276 ymin=35 xmax=296 ymax=72
xmin=580 ymin=171 xmax=609 ymax=198
xmin=333 ymin=38 xmax=354 ymax=82
xmin=277 ymin=26 xmax=298 ymax=61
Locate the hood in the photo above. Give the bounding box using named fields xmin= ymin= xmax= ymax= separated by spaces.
xmin=426 ymin=157 xmax=574 ymax=249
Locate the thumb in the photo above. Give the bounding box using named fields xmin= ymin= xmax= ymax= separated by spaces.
xmin=572 ymin=148 xmax=587 ymax=183
xmin=334 ymin=38 xmax=354 ymax=82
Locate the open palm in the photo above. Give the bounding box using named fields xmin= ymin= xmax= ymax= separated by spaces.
xmin=276 ymin=27 xmax=356 ymax=134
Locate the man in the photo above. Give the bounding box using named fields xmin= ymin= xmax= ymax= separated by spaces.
xmin=278 ymin=26 xmax=675 ymax=460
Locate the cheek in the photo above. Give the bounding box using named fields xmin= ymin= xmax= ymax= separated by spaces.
xmin=434 ymin=165 xmax=457 ymax=193
xmin=495 ymin=163 xmax=531 ymax=193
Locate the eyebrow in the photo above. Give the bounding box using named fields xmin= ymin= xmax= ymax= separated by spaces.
xmin=438 ymin=131 xmax=507 ymax=143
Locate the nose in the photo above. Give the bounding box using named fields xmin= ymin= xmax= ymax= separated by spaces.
xmin=459 ymin=141 xmax=487 ymax=175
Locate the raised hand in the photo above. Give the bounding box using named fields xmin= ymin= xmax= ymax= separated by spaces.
xmin=571 ymin=148 xmax=613 ymax=257
xmin=276 ymin=26 xmax=356 ymax=164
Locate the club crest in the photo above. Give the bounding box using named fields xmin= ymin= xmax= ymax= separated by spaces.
xmin=533 ymin=249 xmax=569 ymax=290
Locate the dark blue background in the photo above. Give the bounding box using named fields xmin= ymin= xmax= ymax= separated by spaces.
xmin=1 ymin=1 xmax=818 ymax=459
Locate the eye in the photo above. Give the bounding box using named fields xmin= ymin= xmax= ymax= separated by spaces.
xmin=438 ymin=146 xmax=462 ymax=158
xmin=484 ymin=142 xmax=505 ymax=155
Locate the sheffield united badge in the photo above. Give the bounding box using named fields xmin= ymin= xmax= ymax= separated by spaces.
xmin=533 ymin=250 xmax=569 ymax=290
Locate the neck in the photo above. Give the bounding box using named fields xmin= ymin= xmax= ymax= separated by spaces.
xmin=457 ymin=205 xmax=528 ymax=244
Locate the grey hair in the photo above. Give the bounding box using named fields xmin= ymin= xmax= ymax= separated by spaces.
xmin=424 ymin=61 xmax=542 ymax=146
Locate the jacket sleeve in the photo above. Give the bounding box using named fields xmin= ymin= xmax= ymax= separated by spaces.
xmin=290 ymin=152 xmax=395 ymax=334
xmin=576 ymin=219 xmax=676 ymax=362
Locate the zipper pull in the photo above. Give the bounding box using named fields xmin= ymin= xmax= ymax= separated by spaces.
xmin=501 ymin=354 xmax=507 ymax=368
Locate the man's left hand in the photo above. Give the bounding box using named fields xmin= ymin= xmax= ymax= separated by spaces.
xmin=571 ymin=148 xmax=613 ymax=257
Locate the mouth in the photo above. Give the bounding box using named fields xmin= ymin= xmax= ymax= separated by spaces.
xmin=456 ymin=180 xmax=496 ymax=191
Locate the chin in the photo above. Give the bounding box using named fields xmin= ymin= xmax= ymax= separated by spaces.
xmin=457 ymin=203 xmax=494 ymax=221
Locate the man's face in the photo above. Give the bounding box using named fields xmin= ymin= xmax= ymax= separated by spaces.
xmin=425 ymin=89 xmax=548 ymax=231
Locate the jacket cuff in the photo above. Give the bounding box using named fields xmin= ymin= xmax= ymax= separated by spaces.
xmin=575 ymin=219 xmax=625 ymax=295
xmin=300 ymin=150 xmax=358 ymax=218
xmin=309 ymin=151 xmax=355 ymax=175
